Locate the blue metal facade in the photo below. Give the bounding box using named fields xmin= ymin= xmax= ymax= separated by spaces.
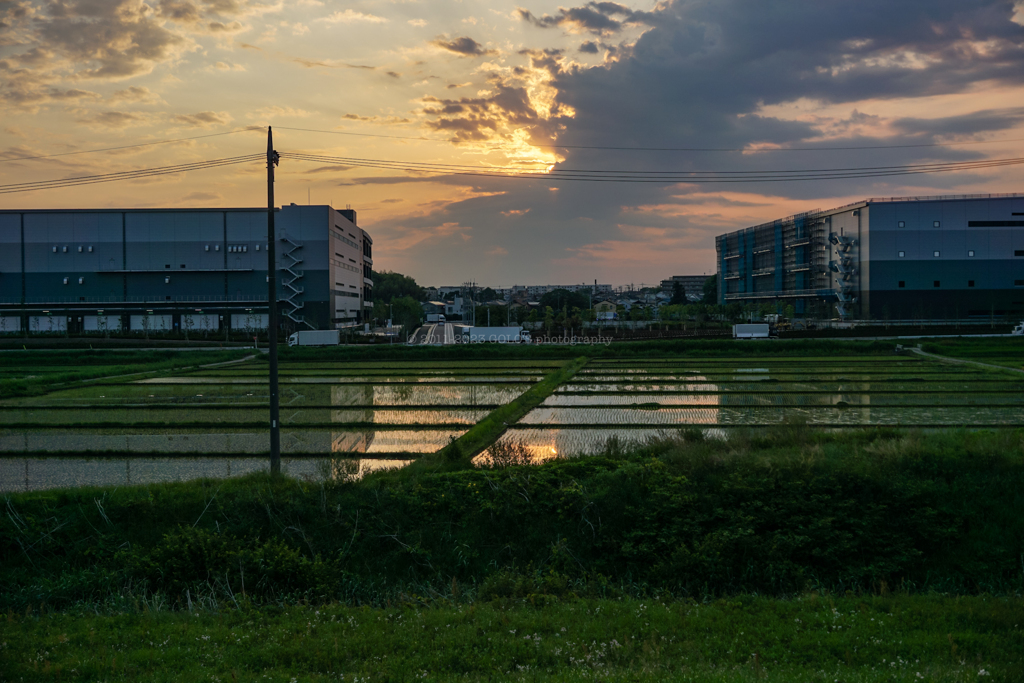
xmin=0 ymin=205 xmax=372 ymax=332
xmin=714 ymin=193 xmax=1024 ymax=319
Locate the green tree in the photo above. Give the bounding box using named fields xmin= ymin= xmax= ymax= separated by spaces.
xmin=670 ymin=280 xmax=686 ymax=305
xmin=371 ymin=271 xmax=425 ymax=303
xmin=539 ymin=288 xmax=590 ymax=312
xmin=701 ymin=275 xmax=718 ymax=305
xmin=389 ymin=296 xmax=424 ymax=340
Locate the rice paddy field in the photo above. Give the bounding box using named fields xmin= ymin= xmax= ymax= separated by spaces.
xmin=2 ymin=343 xmax=1023 ymax=492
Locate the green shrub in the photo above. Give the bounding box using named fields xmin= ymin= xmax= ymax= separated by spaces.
xmin=119 ymin=526 xmax=331 ymax=602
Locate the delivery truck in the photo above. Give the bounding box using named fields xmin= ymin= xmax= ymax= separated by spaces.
xmin=288 ymin=329 xmax=341 ymax=346
xmin=732 ymin=323 xmax=770 ymax=339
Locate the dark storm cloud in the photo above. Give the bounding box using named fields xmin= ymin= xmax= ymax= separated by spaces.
xmin=578 ymin=41 xmax=600 ymax=53
xmin=517 ymin=2 xmax=654 ymax=36
xmin=431 ymin=36 xmax=497 ymax=57
xmin=376 ymin=0 xmax=1024 ymax=285
xmin=544 ymin=0 xmax=1024 ymax=191
xmin=890 ymin=108 xmax=1024 ymax=138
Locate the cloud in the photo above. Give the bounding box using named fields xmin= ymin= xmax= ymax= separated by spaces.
xmin=292 ymin=57 xmax=376 ymax=69
xmin=341 ymin=113 xmax=412 ymax=124
xmin=890 ymin=107 xmax=1024 ymax=139
xmin=368 ymin=0 xmax=1024 ymax=286
xmin=578 ymin=41 xmax=600 ymax=54
xmin=487 ymin=246 xmax=509 ymax=255
xmin=34 ymin=0 xmax=188 ymax=80
xmin=172 ymin=111 xmax=234 ymax=127
xmin=177 ymin=191 xmax=222 ymax=202
xmin=408 ymin=18 xmax=427 ymax=27
xmin=320 ymin=9 xmax=387 ymax=23
xmin=77 ymin=111 xmax=153 ymax=129
xmin=110 ymin=86 xmax=162 ymax=104
xmin=517 ymin=2 xmax=654 ymax=36
xmin=431 ymin=36 xmax=497 ymax=57
xmin=251 ymin=105 xmax=313 ymax=118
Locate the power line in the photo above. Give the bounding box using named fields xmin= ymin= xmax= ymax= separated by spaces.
xmin=282 ymin=152 xmax=1024 ymax=183
xmin=0 ymin=154 xmax=264 ymax=194
xmin=2 ymin=128 xmax=262 ymax=163
xmin=275 ymin=125 xmax=1024 ymax=153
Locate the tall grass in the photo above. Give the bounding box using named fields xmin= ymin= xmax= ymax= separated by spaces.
xmin=2 ymin=428 xmax=1022 ymax=613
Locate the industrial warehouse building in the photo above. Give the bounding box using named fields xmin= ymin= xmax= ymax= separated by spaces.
xmin=0 ymin=204 xmax=372 ymax=333
xmin=715 ymin=193 xmax=1024 ymax=320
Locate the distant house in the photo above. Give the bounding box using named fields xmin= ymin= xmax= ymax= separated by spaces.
xmin=594 ymin=300 xmax=618 ymax=320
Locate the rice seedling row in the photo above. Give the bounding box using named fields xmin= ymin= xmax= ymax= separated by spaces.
xmin=539 ymin=399 xmax=1024 ymax=408
xmin=1 ymin=456 xmax=414 ymax=493
xmin=1 ymin=384 xmax=529 ymax=407
xmin=557 ymin=384 xmax=1024 ymax=393
xmin=0 ymin=407 xmax=492 ymax=426
xmin=0 ymin=403 xmax=502 ymax=411
xmin=0 ymin=428 xmax=466 ymax=454
xmin=127 ymin=378 xmax=539 ymax=385
xmin=518 ymin=406 xmax=1024 ymax=426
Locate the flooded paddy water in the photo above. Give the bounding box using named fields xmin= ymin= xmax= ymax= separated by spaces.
xmin=2 ymin=354 xmax=1022 ymax=492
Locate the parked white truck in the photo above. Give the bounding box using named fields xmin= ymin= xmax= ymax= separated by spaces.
xmin=732 ymin=323 xmax=770 ymax=339
xmin=288 ymin=329 xmax=341 ymax=346
xmin=459 ymin=326 xmax=531 ymax=343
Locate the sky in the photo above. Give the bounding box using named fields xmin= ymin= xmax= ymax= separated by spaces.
xmin=2 ymin=0 xmax=1024 ymax=288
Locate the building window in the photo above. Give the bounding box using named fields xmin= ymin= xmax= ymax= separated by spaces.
xmin=1016 ymin=250 xmax=1024 ymax=257
xmin=933 ymin=250 xmax=940 ymax=257
xmin=78 ymin=246 xmax=83 ymax=252
xmin=215 ymin=245 xmax=220 ymax=251
xmin=968 ymin=250 xmax=975 ymax=257
xmin=63 ymin=277 xmax=68 ymax=285
xmin=1016 ymin=280 xmax=1024 ymax=287
xmin=205 ymin=245 xmax=210 ymax=251
xmin=180 ymin=264 xmax=186 ymax=268
xmin=968 ymin=280 xmax=975 ymax=287
xmin=933 ymin=221 xmax=940 ymax=227
xmin=242 ymin=246 xmax=248 ymax=252
xmin=256 ymin=244 xmax=260 ymax=251
xmin=898 ymin=251 xmax=905 ymax=258
xmin=898 ymin=281 xmax=905 ymax=288
xmin=52 ymin=246 xmax=57 ymax=253
xmin=165 ymin=276 xmax=170 ymax=284
xmin=933 ymin=280 xmax=940 ymax=288
xmin=62 ymin=246 xmax=67 ymax=253
xmin=78 ymin=277 xmax=84 ymax=285
xmin=898 ymin=221 xmax=905 ymax=228
xmin=165 ymin=264 xmax=170 ymax=269
xmin=88 ymin=246 xmax=93 ymax=252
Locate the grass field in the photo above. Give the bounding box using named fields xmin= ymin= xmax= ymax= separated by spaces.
xmin=3 ymin=595 xmax=1022 ymax=682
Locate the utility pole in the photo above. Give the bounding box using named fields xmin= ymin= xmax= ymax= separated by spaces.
xmin=267 ymin=127 xmax=281 ymax=475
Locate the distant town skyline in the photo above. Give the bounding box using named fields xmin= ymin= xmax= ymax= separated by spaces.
xmin=3 ymin=0 xmax=1024 ymax=285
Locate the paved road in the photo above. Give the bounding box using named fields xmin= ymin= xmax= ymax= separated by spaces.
xmin=410 ymin=323 xmax=454 ymax=345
